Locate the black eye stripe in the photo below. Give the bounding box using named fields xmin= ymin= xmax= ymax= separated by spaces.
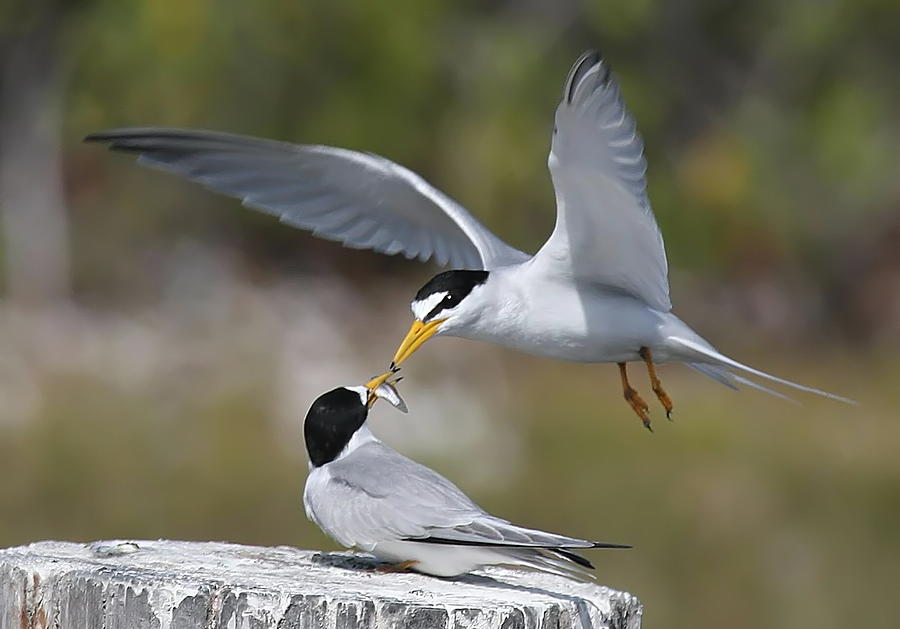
xmin=414 ymin=270 xmax=490 ymax=321
xmin=425 ymin=290 xmax=462 ymax=321
xmin=415 ymin=270 xmax=489 ymax=302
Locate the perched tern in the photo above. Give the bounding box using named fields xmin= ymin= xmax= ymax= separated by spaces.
xmin=85 ymin=51 xmax=852 ymax=429
xmin=302 ymin=375 xmax=629 ymax=578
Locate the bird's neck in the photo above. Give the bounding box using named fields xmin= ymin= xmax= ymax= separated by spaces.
xmin=334 ymin=425 xmax=379 ymax=463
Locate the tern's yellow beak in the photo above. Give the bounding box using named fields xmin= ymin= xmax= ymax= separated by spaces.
xmin=365 ymin=372 xmax=393 ymax=391
xmin=390 ymin=318 xmax=446 ymax=368
xmin=365 ymin=371 xmax=394 ymax=408
xmin=364 ymin=371 xmax=407 ymax=412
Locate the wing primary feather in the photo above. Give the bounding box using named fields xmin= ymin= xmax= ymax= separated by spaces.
xmin=565 ymin=50 xmax=604 ymax=104
xmin=539 ymin=53 xmax=672 ymax=311
xmin=405 ymin=536 xmax=630 ymax=550
xmin=85 ymin=128 xmax=528 ymax=270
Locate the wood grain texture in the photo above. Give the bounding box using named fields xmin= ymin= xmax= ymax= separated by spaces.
xmin=0 ymin=540 xmax=642 ymax=629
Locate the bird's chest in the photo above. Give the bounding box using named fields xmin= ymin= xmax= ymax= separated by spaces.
xmin=467 ymin=281 xmax=650 ymax=362
xmin=513 ymin=294 xmax=594 ymax=356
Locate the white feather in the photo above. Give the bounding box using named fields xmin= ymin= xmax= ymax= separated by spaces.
xmin=411 ymin=291 xmax=447 ymax=321
xmin=532 ymin=51 xmax=671 ymax=312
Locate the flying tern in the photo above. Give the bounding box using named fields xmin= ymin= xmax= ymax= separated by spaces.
xmin=302 ymin=374 xmax=628 ymax=578
xmin=86 ymin=51 xmax=852 ymax=429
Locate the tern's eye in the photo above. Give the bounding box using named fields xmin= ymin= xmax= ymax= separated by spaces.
xmin=442 ymin=292 xmax=463 ymax=308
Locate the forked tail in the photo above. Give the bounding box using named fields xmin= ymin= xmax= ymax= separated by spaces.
xmin=668 ymin=336 xmax=856 ymax=404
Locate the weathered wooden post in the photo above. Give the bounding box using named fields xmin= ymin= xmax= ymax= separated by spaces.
xmin=0 ymin=540 xmax=641 ymax=628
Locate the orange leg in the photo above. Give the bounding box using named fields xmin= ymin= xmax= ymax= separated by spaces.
xmin=639 ymin=347 xmax=673 ymax=419
xmin=376 ymin=560 xmax=419 ymax=573
xmin=618 ymin=362 xmax=652 ymax=432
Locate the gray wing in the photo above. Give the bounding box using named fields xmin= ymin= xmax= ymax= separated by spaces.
xmin=532 ymin=51 xmax=671 ymax=311
xmin=304 ymin=441 xmax=484 ymax=550
xmin=305 ymin=441 xmax=598 ymax=551
xmin=85 ymin=128 xmax=529 ymax=270
xmin=419 ymin=518 xmax=599 ymax=549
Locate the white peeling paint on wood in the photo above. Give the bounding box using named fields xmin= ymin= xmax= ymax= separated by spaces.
xmin=0 ymin=540 xmax=642 ymax=629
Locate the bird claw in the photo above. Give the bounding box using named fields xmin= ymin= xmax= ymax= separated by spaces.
xmin=641 ymin=347 xmax=674 ymax=419
xmin=653 ymin=387 xmax=673 ymax=420
xmin=375 ymin=560 xmax=418 ymax=573
xmin=623 ymin=386 xmax=652 ymax=431
xmin=619 ymin=362 xmax=653 ymax=431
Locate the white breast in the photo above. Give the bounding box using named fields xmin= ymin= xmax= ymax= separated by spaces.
xmin=459 ymin=264 xmax=669 ymax=363
xmin=371 ymin=540 xmax=509 ymax=577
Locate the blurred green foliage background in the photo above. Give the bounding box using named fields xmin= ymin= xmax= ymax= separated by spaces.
xmin=1 ymin=1 xmax=899 ymax=628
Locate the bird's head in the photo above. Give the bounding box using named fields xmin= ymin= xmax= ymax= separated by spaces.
xmin=303 ymin=374 xmax=405 ymax=467
xmin=390 ymin=270 xmax=490 ymax=369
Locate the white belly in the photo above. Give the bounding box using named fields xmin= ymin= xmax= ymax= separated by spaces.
xmin=462 ymin=276 xmax=672 ymax=363
xmin=372 ymin=540 xmax=508 ymax=577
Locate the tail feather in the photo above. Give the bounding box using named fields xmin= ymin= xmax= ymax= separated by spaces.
xmin=686 ymin=363 xmax=739 ymax=391
xmin=687 ymin=363 xmax=798 ymax=403
xmin=729 ymin=373 xmax=799 ymax=403
xmin=671 ymin=337 xmax=856 ymax=404
xmin=552 ymin=547 xmax=595 ymax=569
xmin=499 ymin=548 xmax=596 ymax=580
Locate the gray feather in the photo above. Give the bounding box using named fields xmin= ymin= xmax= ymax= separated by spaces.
xmin=537 ymin=51 xmax=671 ymax=312
xmin=306 ymin=440 xmax=613 ymax=556
xmin=86 ymin=128 xmax=529 ymax=270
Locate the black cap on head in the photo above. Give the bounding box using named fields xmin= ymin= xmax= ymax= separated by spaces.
xmin=414 ymin=270 xmax=489 ymax=322
xmin=304 ymin=387 xmax=369 ymax=467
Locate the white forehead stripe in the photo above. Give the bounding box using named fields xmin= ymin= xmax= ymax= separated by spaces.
xmin=411 ymin=291 xmax=447 ymax=321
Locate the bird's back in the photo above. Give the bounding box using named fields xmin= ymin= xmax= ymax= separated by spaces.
xmin=304 ymin=439 xmax=485 ymax=550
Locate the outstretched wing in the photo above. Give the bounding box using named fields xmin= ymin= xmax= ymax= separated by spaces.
xmin=532 ymin=51 xmax=671 ymax=311
xmin=86 ymin=128 xmax=529 ymax=270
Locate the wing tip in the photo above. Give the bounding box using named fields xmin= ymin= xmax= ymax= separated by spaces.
xmin=83 ymin=127 xmax=221 ymax=147
xmin=565 ymin=49 xmax=608 ymax=104
xmin=83 ymin=127 xmax=149 ymax=144
xmin=591 ymin=541 xmax=632 ymax=550
xmin=83 ymin=128 xmax=147 ymax=151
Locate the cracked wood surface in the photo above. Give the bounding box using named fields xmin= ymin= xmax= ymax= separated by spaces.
xmin=0 ymin=540 xmax=642 ymax=629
